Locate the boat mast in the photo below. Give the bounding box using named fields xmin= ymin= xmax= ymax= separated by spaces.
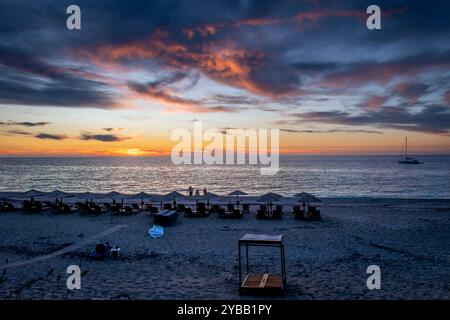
xmin=405 ymin=137 xmax=408 ymax=158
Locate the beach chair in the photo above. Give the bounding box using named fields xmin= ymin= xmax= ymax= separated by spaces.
xmin=177 ymin=204 xmax=186 ymax=213
xmin=209 ymin=204 xmax=221 ymax=214
xmin=145 ymin=204 xmax=159 ymax=214
xmin=1 ymin=202 xmax=15 ymax=212
xmin=23 ymin=200 xmax=43 ymax=213
xmin=54 ymin=203 xmax=72 ymax=214
xmin=184 ymin=207 xmax=194 ymax=217
xmin=122 ymin=206 xmax=133 ymax=215
xmin=242 ymin=204 xmax=250 ymax=214
xmin=256 ymin=208 xmax=269 ymax=219
xmin=293 ymin=206 xmax=305 ymax=220
xmin=272 ymin=206 xmax=283 ymax=219
xmin=227 ymin=203 xmax=235 ymax=213
xmin=163 ymin=203 xmax=173 ymax=211
xmin=217 ymin=208 xmax=227 ymax=219
xmin=231 ymin=208 xmax=243 ymax=219
xmin=195 ymin=205 xmax=208 ymax=217
xmin=308 ymin=207 xmax=321 ymax=220
xmin=132 ymin=203 xmax=141 ymax=213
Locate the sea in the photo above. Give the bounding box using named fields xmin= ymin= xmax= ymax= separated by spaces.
xmin=0 ymin=155 xmax=449 ymax=199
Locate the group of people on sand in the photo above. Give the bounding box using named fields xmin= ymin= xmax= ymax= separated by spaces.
xmin=187 ymin=186 xmax=207 ymax=196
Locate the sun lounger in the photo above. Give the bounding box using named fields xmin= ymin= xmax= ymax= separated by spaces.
xmin=217 ymin=208 xmax=227 ymax=218
xmin=308 ymin=206 xmax=321 ymax=220
xmin=163 ymin=203 xmax=173 ymax=210
xmin=293 ymin=206 xmax=305 ymax=220
xmin=242 ymin=204 xmax=250 ymax=214
xmin=194 ymin=205 xmax=208 ymax=217
xmin=256 ymin=209 xmax=269 ymax=219
xmin=52 ymin=203 xmax=72 ymax=214
xmin=271 ymin=206 xmax=283 ymax=219
xmin=132 ymin=203 xmax=141 ymax=212
xmin=23 ymin=200 xmax=43 ymax=213
xmin=0 ymin=202 xmax=16 ymax=212
xmin=177 ymin=204 xmax=187 ymax=212
xmin=145 ymin=203 xmax=159 ymax=214
xmin=184 ymin=207 xmax=194 ymax=217
xmin=209 ymin=204 xmax=220 ymax=214
xmin=231 ymin=208 xmax=243 ymax=219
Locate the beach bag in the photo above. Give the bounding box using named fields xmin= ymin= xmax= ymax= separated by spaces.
xmin=149 ymin=225 xmax=164 ymax=239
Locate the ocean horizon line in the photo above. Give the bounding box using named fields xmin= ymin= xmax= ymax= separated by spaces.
xmin=1 ymin=153 xmax=450 ymax=159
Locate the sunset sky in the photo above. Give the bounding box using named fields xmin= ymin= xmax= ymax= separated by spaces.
xmin=0 ymin=0 xmax=449 ymax=156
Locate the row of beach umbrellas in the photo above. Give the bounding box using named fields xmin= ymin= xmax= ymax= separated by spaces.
xmin=4 ymin=189 xmax=321 ymax=204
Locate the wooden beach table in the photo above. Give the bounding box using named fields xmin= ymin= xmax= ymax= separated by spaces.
xmin=238 ymin=234 xmax=286 ymax=295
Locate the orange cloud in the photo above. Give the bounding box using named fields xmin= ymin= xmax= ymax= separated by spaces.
xmin=77 ymin=31 xmax=281 ymax=100
xmin=364 ymin=96 xmax=388 ymax=110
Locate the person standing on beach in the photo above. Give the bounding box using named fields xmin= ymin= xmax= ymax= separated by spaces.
xmin=203 ymin=187 xmax=207 ymax=195
xmin=188 ymin=186 xmax=193 ymax=196
xmin=195 ymin=189 xmax=200 ymax=196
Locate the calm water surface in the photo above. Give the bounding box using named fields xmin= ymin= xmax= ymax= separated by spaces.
xmin=0 ymin=155 xmax=449 ymax=198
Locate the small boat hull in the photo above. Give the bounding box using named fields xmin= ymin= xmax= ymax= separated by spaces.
xmin=399 ymin=158 xmax=422 ymax=164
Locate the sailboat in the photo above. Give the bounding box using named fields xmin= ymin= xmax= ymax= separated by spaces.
xmin=399 ymin=137 xmax=423 ymax=164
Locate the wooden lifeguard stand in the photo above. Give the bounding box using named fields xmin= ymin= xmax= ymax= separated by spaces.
xmin=238 ymin=234 xmax=286 ymax=295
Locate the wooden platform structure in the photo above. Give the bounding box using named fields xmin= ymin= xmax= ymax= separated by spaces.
xmin=238 ymin=234 xmax=286 ymax=295
xmin=153 ymin=210 xmax=178 ymax=226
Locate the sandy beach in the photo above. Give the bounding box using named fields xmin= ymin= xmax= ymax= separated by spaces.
xmin=0 ymin=196 xmax=449 ymax=300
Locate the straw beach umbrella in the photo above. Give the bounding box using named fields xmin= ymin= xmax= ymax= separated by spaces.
xmin=163 ymin=191 xmax=184 ymax=201
xmin=259 ymin=192 xmax=283 ymax=213
xmin=259 ymin=192 xmax=283 ymax=202
xmin=228 ymin=190 xmax=248 ymax=198
xmin=228 ymin=190 xmax=248 ymax=207
xmin=161 ymin=191 xmax=185 ymax=209
xmin=294 ymin=192 xmax=321 ymax=204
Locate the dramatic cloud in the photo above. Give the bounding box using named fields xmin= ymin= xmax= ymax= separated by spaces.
xmin=393 ymin=82 xmax=429 ymax=106
xmin=363 ymin=96 xmax=389 ymax=110
xmin=127 ymin=72 xmax=242 ymax=113
xmin=446 ymin=91 xmax=450 ymax=106
xmin=0 ymin=45 xmax=119 ymax=109
xmin=285 ymin=105 xmax=450 ymax=134
xmin=0 ymin=0 xmax=449 ymax=136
